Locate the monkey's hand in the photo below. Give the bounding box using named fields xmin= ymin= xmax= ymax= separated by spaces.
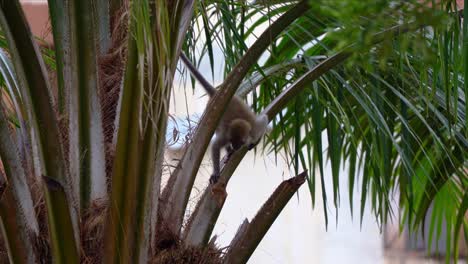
xmin=209 ymin=173 xmax=220 ymax=184
xmin=225 ymin=145 xmax=236 ymax=159
xmin=226 ymin=144 xmax=234 ymax=153
xmin=247 ymin=138 xmax=261 ymax=150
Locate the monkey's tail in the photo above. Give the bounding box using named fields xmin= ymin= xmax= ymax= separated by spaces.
xmin=180 ymin=53 xmax=216 ymax=96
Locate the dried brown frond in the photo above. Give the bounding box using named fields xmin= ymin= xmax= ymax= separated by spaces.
xmin=99 ymin=3 xmax=130 ymax=180
xmin=32 ymin=232 xmax=51 ymax=264
xmin=81 ymin=199 xmax=107 ymax=264
xmin=152 ymin=218 xmax=223 ymax=264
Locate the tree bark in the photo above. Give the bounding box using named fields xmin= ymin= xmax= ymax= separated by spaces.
xmin=224 ymin=171 xmax=307 ymax=264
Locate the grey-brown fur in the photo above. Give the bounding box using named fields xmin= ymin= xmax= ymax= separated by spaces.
xmin=180 ymin=53 xmax=269 ymax=184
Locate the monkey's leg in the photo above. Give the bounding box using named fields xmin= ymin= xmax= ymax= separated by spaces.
xmin=210 ymin=136 xmax=226 ymax=184
xmin=225 ymin=145 xmax=235 ymax=159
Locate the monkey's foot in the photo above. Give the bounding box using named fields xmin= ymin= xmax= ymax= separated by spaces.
xmin=247 ymin=139 xmax=261 ymax=150
xmin=209 ymin=173 xmax=220 ymax=184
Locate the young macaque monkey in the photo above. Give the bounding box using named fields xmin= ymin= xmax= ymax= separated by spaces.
xmin=180 ymin=53 xmax=269 ymax=184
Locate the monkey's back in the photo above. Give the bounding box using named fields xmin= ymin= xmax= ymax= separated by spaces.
xmin=216 ymin=96 xmax=256 ymax=134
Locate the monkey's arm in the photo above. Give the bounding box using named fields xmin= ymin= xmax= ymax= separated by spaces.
xmin=210 ymin=136 xmax=227 ymax=184
xmin=225 ymin=144 xmax=235 ymax=158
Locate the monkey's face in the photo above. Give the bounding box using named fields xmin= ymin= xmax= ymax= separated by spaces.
xmin=229 ymin=119 xmax=252 ymax=150
xmin=231 ymin=136 xmax=247 ymax=150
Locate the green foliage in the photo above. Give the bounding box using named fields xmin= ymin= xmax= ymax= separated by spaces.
xmin=314 ymin=0 xmax=448 ymax=49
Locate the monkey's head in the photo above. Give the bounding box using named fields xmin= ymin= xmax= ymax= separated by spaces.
xmin=229 ymin=119 xmax=252 ymax=150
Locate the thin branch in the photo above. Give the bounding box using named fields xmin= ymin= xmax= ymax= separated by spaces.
xmin=236 ymin=58 xmax=304 ymax=98
xmin=183 ymin=148 xmax=247 ymax=246
xmin=223 ymin=171 xmax=307 ymax=264
xmin=221 ymin=0 xmax=309 ymax=93
xmin=262 ymin=51 xmax=351 ymax=118
xmin=263 ymin=22 xmax=416 ymax=118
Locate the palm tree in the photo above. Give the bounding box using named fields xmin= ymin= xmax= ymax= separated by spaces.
xmin=0 ymin=0 xmax=465 ymax=263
